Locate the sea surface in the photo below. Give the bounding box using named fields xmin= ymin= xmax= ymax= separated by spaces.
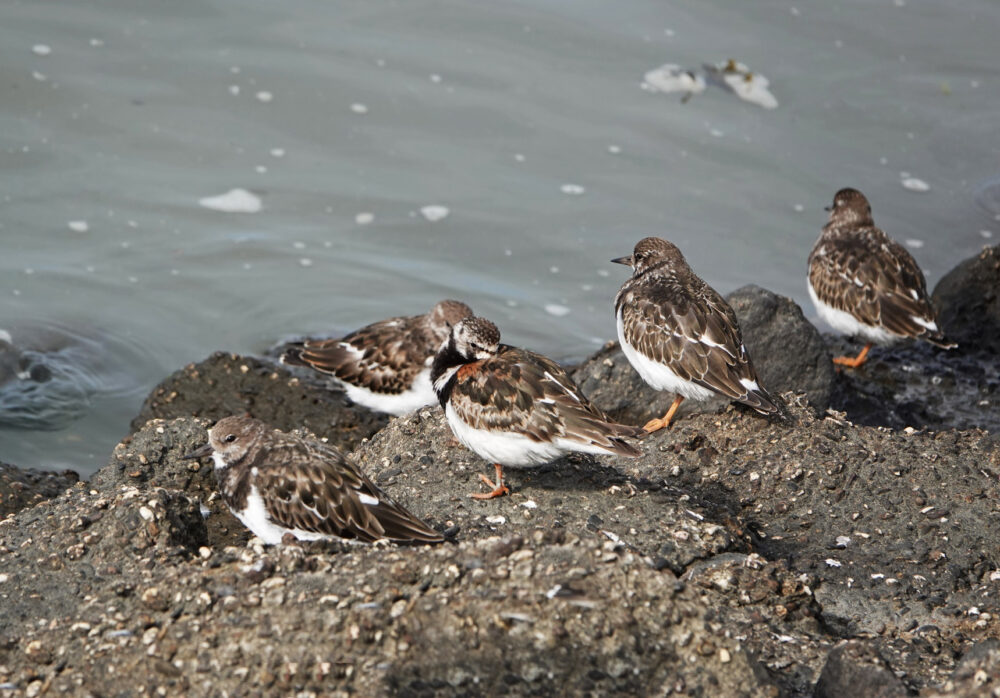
xmin=2 ymin=0 xmax=998 ymax=475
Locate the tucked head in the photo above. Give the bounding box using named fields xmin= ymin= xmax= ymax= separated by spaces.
xmin=825 ymin=188 xmax=873 ymax=224
xmin=428 ymin=299 xmax=474 ymax=335
xmin=449 ymin=317 xmax=501 ymax=361
xmin=612 ymin=237 xmax=686 ymax=274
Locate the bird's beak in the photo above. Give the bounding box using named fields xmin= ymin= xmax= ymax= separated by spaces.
xmin=823 ymin=205 xmax=832 ymax=212
xmin=611 ymin=255 xmax=633 ymax=267
xmin=181 ymin=443 xmax=213 ymax=460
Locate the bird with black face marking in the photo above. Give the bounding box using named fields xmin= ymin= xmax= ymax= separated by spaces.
xmin=613 ymin=237 xmax=779 ymax=433
xmin=184 ymin=415 xmax=443 ymax=545
xmin=808 ymin=187 xmax=955 ymax=368
xmin=280 ymin=300 xmax=473 ymax=415
xmin=431 ymin=317 xmax=643 ymax=500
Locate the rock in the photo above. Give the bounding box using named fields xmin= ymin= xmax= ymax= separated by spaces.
xmin=934 ymin=245 xmax=1000 ymax=354
xmin=0 ymin=462 xmax=78 ymax=518
xmin=726 ymin=285 xmax=834 ymax=412
xmin=572 ymin=285 xmax=832 ymax=425
xmin=131 ymin=352 xmax=388 ymax=453
xmin=925 ymin=640 xmax=1000 ymax=697
xmin=814 ymin=641 xmax=908 ymax=698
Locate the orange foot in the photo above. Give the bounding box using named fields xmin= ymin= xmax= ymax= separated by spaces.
xmin=643 ymin=395 xmax=684 ymax=434
xmin=832 ymin=343 xmax=872 ymax=369
xmin=470 ymin=463 xmax=510 ymax=500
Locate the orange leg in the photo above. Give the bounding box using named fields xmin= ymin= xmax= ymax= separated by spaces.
xmin=644 ymin=395 xmax=684 ymax=433
xmin=470 ymin=463 xmax=510 ymax=500
xmin=832 ymin=342 xmax=872 ymax=369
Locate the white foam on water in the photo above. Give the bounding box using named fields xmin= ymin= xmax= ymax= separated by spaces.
xmin=68 ymin=220 xmax=89 ymax=233
xmin=901 ymin=177 xmax=930 ymax=192
xmin=270 ymin=148 xmax=285 ymax=158
xmin=32 ymin=71 xmax=46 ymax=82
xmin=198 ymin=188 xmax=261 ymax=213
xmin=299 ymin=258 xmax=313 ymax=267
xmin=642 ymin=64 xmax=706 ymax=95
xmin=560 ymin=184 xmax=585 ymax=195
xmin=228 ymin=85 xmax=240 ymax=96
xmin=430 ymin=74 xmax=442 ymax=83
xmin=255 ymin=91 xmax=273 ymax=103
xmin=722 ymin=71 xmax=778 ymax=109
xmin=420 ymin=205 xmax=449 ymax=221
xmin=905 ymin=239 xmax=925 ymax=249
xmin=607 ymin=145 xmax=621 ymax=154
xmin=545 ymin=304 xmax=570 ymax=317
xmin=350 ymin=103 xmax=368 ymax=114
xmin=355 ymin=212 xmax=374 ymax=225
xmin=32 ymin=44 xmax=51 ymax=56
xmin=89 ymin=38 xmax=104 ymax=47
xmin=980 ymin=230 xmax=993 ymax=239
xmin=514 ymin=153 xmax=525 ymax=162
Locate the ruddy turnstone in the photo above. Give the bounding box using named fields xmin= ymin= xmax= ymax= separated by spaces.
xmin=808 ymin=188 xmax=956 ymax=368
xmin=613 ymin=237 xmax=779 ymax=433
xmin=183 ymin=415 xmax=443 ymax=544
xmin=281 ymin=300 xmax=473 ymax=416
xmin=431 ymin=317 xmax=643 ymax=500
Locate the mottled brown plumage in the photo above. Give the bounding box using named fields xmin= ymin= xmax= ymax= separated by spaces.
xmin=808 ymin=188 xmax=954 ymax=353
xmin=281 ymin=300 xmax=473 ymax=415
xmin=613 ymin=237 xmax=778 ymax=430
xmin=431 ymin=317 xmax=642 ymax=498
xmin=185 ymin=415 xmax=443 ymax=545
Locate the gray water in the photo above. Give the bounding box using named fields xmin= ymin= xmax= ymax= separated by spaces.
xmin=2 ymin=0 xmax=998 ymax=475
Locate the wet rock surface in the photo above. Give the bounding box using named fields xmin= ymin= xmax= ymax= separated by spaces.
xmin=933 ymin=244 xmax=1000 ymax=355
xmin=0 ymin=463 xmax=78 ymax=518
xmin=131 ymin=352 xmax=388 ymax=453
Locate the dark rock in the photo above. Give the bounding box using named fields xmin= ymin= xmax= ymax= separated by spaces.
xmin=814 ymin=641 xmax=909 ymax=697
xmin=726 ymin=285 xmax=834 ymax=412
xmin=0 ymin=462 xmax=78 ymax=517
xmin=933 ymin=244 xmax=1000 ymax=354
xmin=130 ymin=352 xmax=388 ymax=453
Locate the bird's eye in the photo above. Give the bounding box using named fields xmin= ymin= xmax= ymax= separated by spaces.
xmin=224 ymin=434 xmax=237 ymax=443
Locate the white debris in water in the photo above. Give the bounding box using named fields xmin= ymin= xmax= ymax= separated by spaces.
xmin=292 ymin=241 xmax=306 ymax=250
xmin=68 ymin=220 xmax=89 ymax=233
xmin=793 ymin=204 xmax=805 ymax=212
xmin=901 ymin=177 xmax=930 ymax=192
xmin=549 ymin=266 xmax=559 ymax=273
xmin=790 ymin=7 xmax=801 ymax=16
xmin=905 ymin=238 xmax=925 ymax=249
xmin=642 ymin=64 xmax=706 ymax=95
xmin=419 ymin=205 xmax=450 ymax=222
xmin=228 ymin=85 xmax=240 ymax=96
xmin=560 ymin=184 xmax=585 ymax=195
xmin=514 ymin=153 xmax=526 ymax=162
xmin=879 ymin=157 xmax=889 ymax=165
xmin=607 ymin=145 xmax=621 ymax=154
xmin=597 ymin=269 xmax=609 ymax=277
xmin=355 ymin=212 xmax=374 ymax=225
xmin=270 ymin=148 xmax=285 ymax=158
xmin=255 ymin=165 xmax=266 ymax=174
xmin=722 ymin=70 xmax=778 ymax=109
xmin=350 ymin=103 xmax=368 ymax=114
xmin=545 ymin=304 xmax=570 ymax=317
xmin=255 ymin=91 xmax=273 ymax=103
xmin=89 ymin=38 xmax=104 ymax=47
xmin=709 ymin=128 xmax=725 ymax=138
xmin=32 ymin=71 xmax=46 ymax=82
xmin=429 ymin=73 xmax=442 ymax=83
xmin=299 ymin=258 xmax=313 ymax=267
xmin=32 ymin=44 xmax=52 ymax=56
xmin=981 ymin=230 xmax=993 ymax=239
xmin=198 ymin=188 xmax=262 ymax=213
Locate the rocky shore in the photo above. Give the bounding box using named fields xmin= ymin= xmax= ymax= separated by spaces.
xmin=0 ymin=246 xmax=997 ymax=697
